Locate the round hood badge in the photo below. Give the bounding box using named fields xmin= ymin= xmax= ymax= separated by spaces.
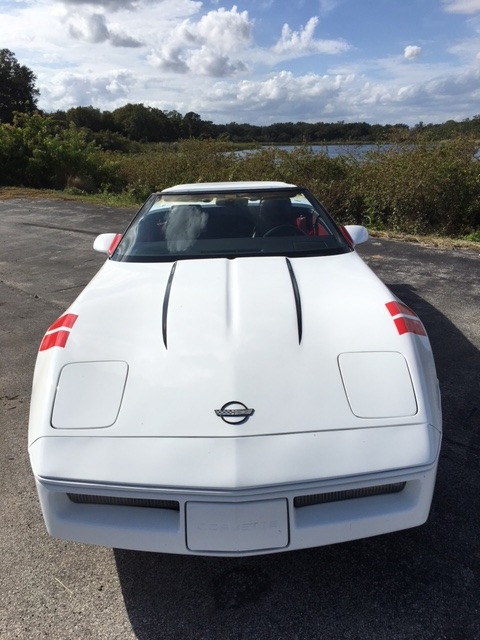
xmin=215 ymin=401 xmax=255 ymax=425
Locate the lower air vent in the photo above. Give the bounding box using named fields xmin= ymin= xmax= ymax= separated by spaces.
xmin=294 ymin=482 xmax=406 ymax=508
xmin=67 ymin=494 xmax=180 ymax=510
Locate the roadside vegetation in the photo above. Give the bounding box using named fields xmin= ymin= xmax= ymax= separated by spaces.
xmin=1 ymin=112 xmax=479 ymax=244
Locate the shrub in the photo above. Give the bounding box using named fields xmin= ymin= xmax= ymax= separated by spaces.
xmin=112 ymin=138 xmax=239 ymax=194
xmin=345 ymin=137 xmax=480 ymax=235
xmin=0 ymin=121 xmax=26 ymax=184
xmin=0 ymin=112 xmax=104 ymax=190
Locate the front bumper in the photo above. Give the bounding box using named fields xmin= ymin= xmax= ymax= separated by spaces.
xmin=34 ymin=462 xmax=439 ymax=556
xmin=30 ymin=424 xmax=441 ymax=556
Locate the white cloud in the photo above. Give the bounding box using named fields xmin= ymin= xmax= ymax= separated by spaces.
xmin=147 ymin=5 xmax=252 ymax=77
xmin=41 ymin=69 xmax=135 ymax=108
xmin=189 ymin=49 xmax=248 ymax=76
xmin=193 ymin=5 xmax=252 ymax=50
xmin=148 ymin=46 xmax=188 ymax=74
xmin=448 ymin=37 xmax=480 ymax=61
xmin=354 ymin=66 xmax=480 ymax=122
xmin=206 ymin=70 xmax=356 ymax=122
xmin=34 ymin=50 xmax=480 ymax=126
xmin=109 ymin=31 xmax=142 ymax=48
xmin=66 ymin=11 xmax=142 ymax=47
xmin=196 ymin=60 xmax=480 ymax=125
xmin=424 ymin=67 xmax=480 ymax=97
xmin=442 ymin=0 xmax=480 ymax=14
xmin=318 ymin=0 xmax=342 ymax=17
xmin=68 ymin=13 xmax=109 ymax=43
xmin=273 ymin=16 xmax=350 ymax=56
xmin=404 ymin=45 xmax=422 ymax=60
xmin=61 ymin=0 xmax=154 ymax=11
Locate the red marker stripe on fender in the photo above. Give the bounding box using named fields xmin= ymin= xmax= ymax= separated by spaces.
xmin=393 ymin=317 xmax=426 ymax=337
xmin=47 ymin=313 xmax=78 ymax=332
xmin=386 ymin=301 xmax=426 ymax=336
xmin=385 ymin=301 xmax=417 ymax=318
xmin=40 ymin=313 xmax=78 ymax=351
xmin=39 ymin=330 xmax=71 ymax=351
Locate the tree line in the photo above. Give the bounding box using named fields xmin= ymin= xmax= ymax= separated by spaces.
xmin=45 ymin=105 xmax=480 ymax=147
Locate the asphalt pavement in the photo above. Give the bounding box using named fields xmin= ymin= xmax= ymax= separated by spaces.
xmin=0 ymin=198 xmax=479 ymax=640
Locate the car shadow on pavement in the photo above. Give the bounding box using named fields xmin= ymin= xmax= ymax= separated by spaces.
xmin=114 ymin=284 xmax=480 ymax=640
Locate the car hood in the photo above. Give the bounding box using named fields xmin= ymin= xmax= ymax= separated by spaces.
xmin=38 ymin=253 xmax=436 ymax=438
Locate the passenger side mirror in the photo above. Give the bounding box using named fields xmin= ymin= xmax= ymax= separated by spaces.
xmin=343 ymin=225 xmax=369 ymax=247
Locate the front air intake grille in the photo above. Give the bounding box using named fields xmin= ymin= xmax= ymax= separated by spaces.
xmin=67 ymin=494 xmax=180 ymax=510
xmin=294 ymin=482 xmax=406 ymax=508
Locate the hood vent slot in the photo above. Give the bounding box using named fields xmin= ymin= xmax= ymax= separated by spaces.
xmin=286 ymin=258 xmax=302 ymax=344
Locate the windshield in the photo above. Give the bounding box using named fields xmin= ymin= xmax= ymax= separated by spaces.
xmin=111 ymin=187 xmax=351 ymax=262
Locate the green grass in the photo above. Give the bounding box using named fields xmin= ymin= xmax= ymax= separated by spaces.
xmin=460 ymin=230 xmax=480 ymax=242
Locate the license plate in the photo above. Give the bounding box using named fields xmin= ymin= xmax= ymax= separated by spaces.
xmin=186 ymin=499 xmax=289 ymax=552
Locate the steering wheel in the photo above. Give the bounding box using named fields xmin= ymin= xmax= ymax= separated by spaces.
xmin=263 ymin=225 xmax=306 ymax=237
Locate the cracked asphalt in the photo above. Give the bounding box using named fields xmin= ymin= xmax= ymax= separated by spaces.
xmin=1 ymin=198 xmax=479 ymax=640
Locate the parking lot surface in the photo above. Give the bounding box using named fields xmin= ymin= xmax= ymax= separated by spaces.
xmin=1 ymin=198 xmax=479 ymax=639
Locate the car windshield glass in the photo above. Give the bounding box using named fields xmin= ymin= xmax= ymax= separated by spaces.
xmin=111 ymin=188 xmax=351 ymax=262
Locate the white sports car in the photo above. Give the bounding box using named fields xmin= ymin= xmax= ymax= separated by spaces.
xmin=28 ymin=181 xmax=442 ymax=556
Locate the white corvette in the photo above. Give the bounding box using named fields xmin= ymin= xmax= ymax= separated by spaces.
xmin=28 ymin=182 xmax=442 ymax=556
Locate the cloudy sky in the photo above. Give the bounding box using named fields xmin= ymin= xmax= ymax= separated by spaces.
xmin=2 ymin=0 xmax=480 ymax=125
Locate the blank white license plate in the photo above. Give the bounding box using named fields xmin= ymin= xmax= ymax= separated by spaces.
xmin=186 ymin=499 xmax=289 ymax=553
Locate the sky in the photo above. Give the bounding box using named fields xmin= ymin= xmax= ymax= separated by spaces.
xmin=2 ymin=0 xmax=480 ymax=126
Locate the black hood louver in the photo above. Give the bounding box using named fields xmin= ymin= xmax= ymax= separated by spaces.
xmin=162 ymin=262 xmax=177 ymax=349
xmin=286 ymin=258 xmax=303 ymax=344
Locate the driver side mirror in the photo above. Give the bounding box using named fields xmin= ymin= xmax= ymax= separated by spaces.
xmin=93 ymin=233 xmax=122 ymax=256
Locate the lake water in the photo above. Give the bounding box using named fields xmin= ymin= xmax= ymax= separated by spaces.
xmin=237 ymin=144 xmax=392 ymax=158
xmin=304 ymin=144 xmax=385 ymax=157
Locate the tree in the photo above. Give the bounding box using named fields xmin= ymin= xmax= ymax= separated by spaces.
xmin=182 ymin=111 xmax=203 ymax=138
xmin=112 ymin=103 xmax=176 ymax=141
xmin=66 ymin=106 xmax=104 ymax=132
xmin=0 ymin=49 xmax=39 ymax=123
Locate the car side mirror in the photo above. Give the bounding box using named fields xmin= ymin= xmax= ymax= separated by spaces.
xmin=93 ymin=233 xmax=122 ymax=256
xmin=343 ymin=225 xmax=369 ymax=246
